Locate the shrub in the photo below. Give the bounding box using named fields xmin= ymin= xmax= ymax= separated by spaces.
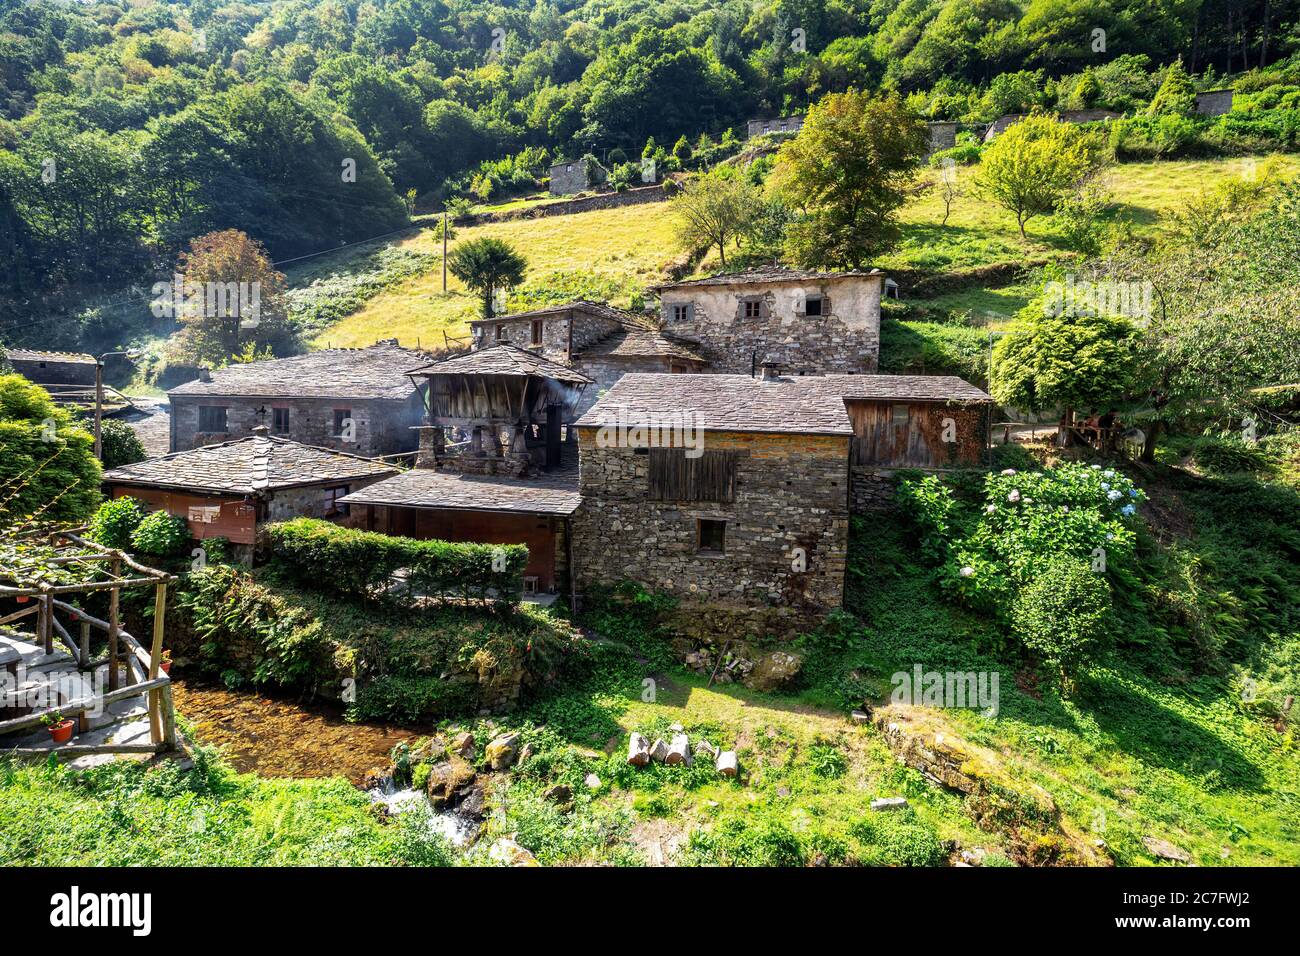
xmin=89 ymin=496 xmax=147 ymax=549
xmin=849 ymin=809 xmax=946 ymax=866
xmin=130 ymin=510 xmax=189 ymax=556
xmin=264 ymin=518 xmax=528 ymax=605
xmin=1192 ymin=435 xmax=1270 ymax=474
xmin=98 ymin=419 xmax=147 ymax=469
xmin=1011 ymin=555 xmax=1113 ymax=685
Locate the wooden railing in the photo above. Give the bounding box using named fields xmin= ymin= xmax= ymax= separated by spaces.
xmin=0 ymin=529 xmax=178 ymax=756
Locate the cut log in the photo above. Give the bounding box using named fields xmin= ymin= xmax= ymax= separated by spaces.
xmin=626 ymin=733 xmax=651 ymax=766
xmin=649 ymin=738 xmax=669 ymax=763
xmin=666 ymin=733 xmax=691 ymax=765
xmin=716 ymin=750 xmax=738 ymax=777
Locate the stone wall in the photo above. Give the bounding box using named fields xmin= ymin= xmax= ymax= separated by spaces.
xmin=926 ymin=121 xmax=958 ymax=152
xmin=263 ymin=475 xmax=391 ymax=524
xmin=571 ymin=427 xmax=851 ymax=636
xmin=1195 ymin=89 xmax=1234 ymax=116
xmin=9 ymin=357 xmax=97 ymax=386
xmin=659 ymin=275 xmax=882 ymax=374
xmin=850 ymin=467 xmax=898 ymax=512
xmin=469 ymin=183 xmax=667 ymax=224
xmin=747 ymin=115 xmax=803 ymax=138
xmin=571 ymin=355 xmax=678 ymax=417
xmin=548 ymin=161 xmax=589 ymax=196
xmin=171 ymin=395 xmax=423 ymax=457
xmin=471 ymin=308 xmax=622 ymax=365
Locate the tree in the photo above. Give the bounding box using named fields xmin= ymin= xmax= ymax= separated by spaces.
xmin=935 ymin=159 xmax=964 ymax=226
xmin=98 ymin=418 xmax=146 ymax=469
xmin=0 ymin=375 xmax=101 ymax=525
xmin=975 ymin=112 xmax=1106 ymax=237
xmin=1146 ymin=58 xmax=1195 ymax=116
xmin=447 ymin=237 xmax=527 ymax=319
xmin=772 ymin=91 xmax=928 ymax=269
xmin=669 ymin=168 xmax=761 ymax=268
xmin=168 ymin=230 xmax=296 ymax=367
xmin=1012 ymin=555 xmax=1112 ymax=692
xmin=990 ymin=296 xmax=1144 ymax=440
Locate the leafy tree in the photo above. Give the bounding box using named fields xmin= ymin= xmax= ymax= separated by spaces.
xmin=1012 ymin=555 xmax=1112 ymax=691
xmin=975 ymin=112 xmax=1107 ymax=237
xmin=130 ymin=509 xmax=190 ymax=556
xmin=0 ymin=374 xmax=101 ymax=525
xmin=99 ymin=418 xmax=146 ymax=469
xmin=169 ymin=230 xmax=296 ymax=367
xmin=669 ymin=167 xmax=761 ymax=268
xmin=772 ymin=91 xmax=927 ymax=269
xmin=89 ymin=495 xmax=147 ymax=549
xmin=1146 ymin=58 xmax=1196 ymax=116
xmin=447 ymin=237 xmax=527 ymax=319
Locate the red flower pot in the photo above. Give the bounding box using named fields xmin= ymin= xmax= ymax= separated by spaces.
xmin=160 ymin=661 xmax=172 ymax=675
xmin=16 ymin=596 xmax=29 ymax=604
xmin=48 ymin=719 xmax=74 ymax=744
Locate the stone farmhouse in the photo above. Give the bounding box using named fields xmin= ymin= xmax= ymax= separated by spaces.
xmin=103 ymin=426 xmax=397 ymax=561
xmin=983 ymin=109 xmax=1121 ymax=141
xmin=746 ymin=115 xmax=804 ymax=138
xmin=548 ymin=159 xmax=590 ymax=196
xmin=1194 ymin=89 xmax=1234 ymax=115
xmin=654 ymin=267 xmax=886 ymax=375
xmin=167 ymin=341 xmax=433 ymax=457
xmin=3 ymin=348 xmax=98 ymax=387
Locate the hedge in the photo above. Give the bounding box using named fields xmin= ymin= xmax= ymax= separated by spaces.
xmin=264 ymin=518 xmax=528 ymax=605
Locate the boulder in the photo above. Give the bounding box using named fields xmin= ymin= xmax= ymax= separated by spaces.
xmin=745 ymin=650 xmax=804 ymax=691
xmin=649 ymin=738 xmax=670 ymax=763
xmin=451 ymin=731 xmax=475 ymax=759
xmin=544 ymin=784 xmax=572 ymax=804
xmin=518 ymin=743 xmax=535 ymax=764
xmin=485 ymin=732 xmax=521 ymax=770
xmin=871 ymin=796 xmax=908 ymax=811
xmin=1142 ymin=837 xmax=1191 ymax=863
xmin=627 ymin=733 xmax=651 ymax=766
xmin=457 ymin=784 xmax=486 ymax=818
xmin=666 ymin=734 xmax=691 ymax=765
xmin=850 ymin=710 xmax=871 ymax=724
xmin=716 ymin=750 xmax=738 ymax=777
xmin=489 ymin=838 xmax=539 ymax=867
xmin=426 ymin=758 xmax=476 ymax=810
xmin=584 ymin=773 xmax=602 ymax=790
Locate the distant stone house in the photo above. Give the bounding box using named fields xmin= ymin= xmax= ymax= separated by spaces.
xmin=926 ymin=121 xmax=958 ymax=154
xmin=167 ymin=341 xmax=433 ymax=457
xmin=469 ymin=301 xmax=708 ymax=415
xmin=102 ymin=427 xmax=398 ymax=560
xmin=983 ymin=109 xmax=1121 ymax=142
xmin=3 ymin=348 xmax=98 ymax=387
xmin=653 ymin=266 xmax=886 ymax=375
xmin=549 ymin=159 xmax=590 ymax=196
xmin=746 ymin=115 xmax=804 ymax=138
xmin=1195 ymin=89 xmax=1234 ymax=115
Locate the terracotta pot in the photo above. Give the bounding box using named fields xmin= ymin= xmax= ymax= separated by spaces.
xmin=48 ymin=719 xmax=74 ymax=744
xmin=160 ymin=661 xmax=171 ymax=675
xmin=16 ymin=596 xmax=29 ymax=604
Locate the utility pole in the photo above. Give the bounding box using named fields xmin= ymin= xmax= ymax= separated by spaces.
xmin=442 ymin=210 xmax=448 ymax=293
xmin=93 ymin=360 xmax=104 ymax=460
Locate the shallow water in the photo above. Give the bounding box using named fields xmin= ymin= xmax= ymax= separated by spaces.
xmin=367 ymin=778 xmax=479 ymax=847
xmin=172 ymin=678 xmax=432 ymax=785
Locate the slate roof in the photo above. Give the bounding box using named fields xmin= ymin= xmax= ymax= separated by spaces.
xmin=469 ymin=301 xmax=630 ymax=327
xmin=575 ymin=326 xmax=708 ymax=364
xmin=576 ymin=372 xmax=992 ymax=436
xmin=652 ymin=266 xmax=885 ymax=292
xmin=168 ymin=343 xmax=434 ymax=401
xmin=4 ymin=348 xmax=96 ymax=364
xmin=576 ymin=373 xmax=855 ymax=436
xmin=102 ymin=435 xmax=398 ymax=496
xmin=408 ymin=344 xmax=594 ymax=384
xmin=338 ymin=461 xmax=581 ymax=516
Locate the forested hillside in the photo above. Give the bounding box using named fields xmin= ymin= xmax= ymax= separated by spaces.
xmin=1 ymin=0 xmax=1296 ymax=352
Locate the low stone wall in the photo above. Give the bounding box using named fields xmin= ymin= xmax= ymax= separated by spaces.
xmin=466 ymin=184 xmax=667 ymax=225
xmin=850 ymin=467 xmax=899 ymax=512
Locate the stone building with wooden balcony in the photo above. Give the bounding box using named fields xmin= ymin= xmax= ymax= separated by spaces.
xmin=166 ymin=341 xmax=433 ymax=457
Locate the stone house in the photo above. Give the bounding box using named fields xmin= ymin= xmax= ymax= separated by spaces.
xmin=747 ymin=115 xmax=804 ymax=138
xmin=926 ymin=121 xmax=958 ymax=153
xmin=167 ymin=341 xmax=433 ymax=457
xmin=549 ymin=159 xmax=590 ymax=196
xmin=1195 ymin=89 xmax=1234 ymax=115
xmin=3 ymin=348 xmax=98 ymax=387
xmin=653 ymin=266 xmax=886 ymax=375
xmin=469 ymin=301 xmax=708 ymax=415
xmin=101 ymin=426 xmax=398 ymax=561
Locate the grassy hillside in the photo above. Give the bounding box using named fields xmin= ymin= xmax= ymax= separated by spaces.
xmin=307 ymin=156 xmax=1299 ymax=350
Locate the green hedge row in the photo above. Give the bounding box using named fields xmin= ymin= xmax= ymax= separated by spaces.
xmin=264 ymin=518 xmax=528 ymax=604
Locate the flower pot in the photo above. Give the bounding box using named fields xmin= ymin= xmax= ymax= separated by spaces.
xmin=160 ymin=661 xmax=172 ymax=675
xmin=16 ymin=596 xmax=28 ymax=604
xmin=48 ymin=719 xmax=74 ymax=744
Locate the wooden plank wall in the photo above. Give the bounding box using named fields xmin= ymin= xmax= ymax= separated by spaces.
xmin=846 ymin=400 xmax=986 ymax=468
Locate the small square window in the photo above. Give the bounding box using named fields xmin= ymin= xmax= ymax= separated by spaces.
xmin=672 ymin=303 xmax=691 ymax=323
xmin=698 ymin=518 xmax=726 ymax=554
xmin=891 ymin=404 xmax=910 ymax=426
xmin=272 ymin=407 xmax=290 ymax=433
xmin=523 ymin=576 xmax=539 ymax=595
xmin=322 ymin=485 xmax=350 ymax=518
xmin=198 ymin=406 xmax=228 ymax=432
xmin=531 ymin=319 xmax=544 ymax=345
xmin=334 ymin=409 xmax=352 ymax=437
xmin=495 ymin=325 xmax=507 ymax=341
xmin=742 ymin=300 xmax=762 ymax=319
xmin=805 ymin=296 xmax=824 ymax=317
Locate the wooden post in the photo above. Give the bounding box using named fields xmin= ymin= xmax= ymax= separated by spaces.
xmin=38 ymin=590 xmax=52 ymax=655
xmin=147 ymin=581 xmax=167 ymax=745
xmin=79 ymin=620 xmax=90 ymax=669
xmin=107 ymin=556 xmax=121 ymax=692
xmin=159 ymin=683 xmax=177 ymax=751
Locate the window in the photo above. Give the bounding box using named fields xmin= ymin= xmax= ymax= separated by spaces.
xmin=523 ymin=576 xmax=539 ymax=595
xmin=322 ymin=485 xmax=350 ymax=518
xmin=531 ymin=319 xmax=544 ymax=345
xmin=198 ymin=405 xmax=228 ymax=432
xmin=671 ymin=303 xmax=692 ymax=323
xmin=742 ymin=299 xmax=763 ymax=319
xmin=698 ymin=519 xmax=726 ymax=555
xmin=648 ymin=448 xmax=741 ymax=502
xmin=272 ymin=407 xmax=290 ymax=433
xmin=495 ymin=325 xmax=507 ymax=342
xmin=566 ymin=164 xmax=574 ymax=172
xmin=891 ymin=404 xmax=910 ymax=426
xmin=333 ymin=408 xmax=352 ymax=437
xmin=805 ymin=296 xmax=824 ymax=317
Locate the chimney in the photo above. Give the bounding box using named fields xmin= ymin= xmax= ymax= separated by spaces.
xmin=198 ymin=367 xmax=212 ymax=383
xmin=760 ymin=360 xmax=782 ymax=382
xmin=252 ymin=424 xmax=270 ymax=437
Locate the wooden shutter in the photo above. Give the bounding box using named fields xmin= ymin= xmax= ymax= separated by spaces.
xmin=648 ymin=449 xmax=739 ymax=502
